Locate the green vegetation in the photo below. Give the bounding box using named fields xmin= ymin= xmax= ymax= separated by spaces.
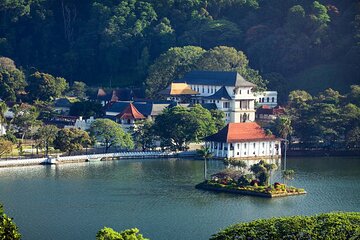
xmin=53 ymin=128 xmax=92 ymax=155
xmin=90 ymin=119 xmax=134 ymax=152
xmin=0 ymin=204 xmax=21 ymax=240
xmin=0 ymin=0 xmax=358 ymax=96
xmin=210 ymin=212 xmax=360 ymax=240
xmin=96 ymin=227 xmax=148 ymax=240
xmin=279 ymin=86 xmax=360 ymax=150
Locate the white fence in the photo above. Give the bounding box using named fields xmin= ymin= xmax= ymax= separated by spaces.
xmin=0 ymin=151 xmax=175 ymax=167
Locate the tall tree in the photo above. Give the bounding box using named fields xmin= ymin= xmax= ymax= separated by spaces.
xmin=54 ymin=128 xmax=92 ymax=155
xmin=26 ymin=72 xmax=69 ymax=102
xmin=0 ymin=57 xmax=26 ymax=101
xmin=33 ymin=125 xmax=59 ymax=156
xmin=90 ymin=119 xmax=134 ymax=152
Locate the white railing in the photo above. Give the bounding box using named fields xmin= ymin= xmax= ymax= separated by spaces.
xmin=0 ymin=151 xmax=175 ymax=167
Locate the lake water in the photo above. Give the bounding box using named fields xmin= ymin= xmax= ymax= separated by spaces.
xmin=0 ymin=157 xmax=359 ymax=240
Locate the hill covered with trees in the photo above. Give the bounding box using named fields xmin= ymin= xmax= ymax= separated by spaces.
xmin=1 ymin=0 xmax=359 ymax=97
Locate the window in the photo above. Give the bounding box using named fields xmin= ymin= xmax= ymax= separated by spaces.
xmin=244 ymin=152 xmax=247 ymax=155
xmin=237 ymin=152 xmax=240 ymax=156
xmin=253 ymin=143 xmax=256 ymax=148
xmin=259 ymin=98 xmax=261 ymax=102
xmin=262 ymin=98 xmax=265 ymax=102
xmin=202 ymin=87 xmax=204 ymax=93
xmin=262 ymin=142 xmax=265 ymax=147
xmin=237 ymin=144 xmax=240 ymax=148
xmin=223 ymin=102 xmax=230 ymax=108
xmin=247 ymin=90 xmax=250 ymax=94
xmin=272 ymin=97 xmax=275 ymax=102
xmin=244 ymin=143 xmax=247 ymax=148
xmin=240 ymin=90 xmax=242 ymax=94
xmin=208 ymin=88 xmax=210 ymax=93
xmin=217 ymin=100 xmax=219 ymax=103
xmin=267 ymin=97 xmax=270 ymax=102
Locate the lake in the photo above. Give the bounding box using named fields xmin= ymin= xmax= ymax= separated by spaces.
xmin=0 ymin=156 xmax=359 ymax=240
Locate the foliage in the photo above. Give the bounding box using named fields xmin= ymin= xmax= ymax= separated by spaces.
xmin=33 ymin=125 xmax=59 ymax=155
xmin=0 ymin=57 xmax=26 ymax=102
xmin=53 ymin=128 xmax=92 ymax=155
xmin=26 ymin=72 xmax=68 ymax=102
xmin=96 ymin=227 xmax=148 ymax=240
xmin=68 ymin=81 xmax=87 ymax=99
xmin=69 ymin=101 xmax=104 ymax=118
xmin=197 ymin=146 xmax=213 ymax=160
xmin=287 ymin=86 xmax=360 ymax=149
xmin=210 ymin=212 xmax=360 ymax=240
xmin=153 ymin=105 xmax=217 ymax=151
xmin=132 ymin=120 xmax=157 ymax=151
xmin=273 ymin=116 xmax=293 ymax=140
xmin=90 ymin=119 xmax=134 ymax=152
xmin=0 ymin=204 xmax=21 ymax=240
xmin=0 ymin=0 xmax=358 ymax=95
xmin=12 ymin=104 xmax=41 ymax=140
xmin=283 ymin=169 xmax=295 ymax=181
xmin=0 ymin=138 xmax=13 ymax=157
xmin=250 ymin=160 xmax=277 ymax=186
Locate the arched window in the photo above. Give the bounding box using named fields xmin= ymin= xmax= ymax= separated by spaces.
xmin=267 ymin=97 xmax=270 ymax=102
xmin=272 ymin=97 xmax=275 ymax=102
xmin=262 ymin=98 xmax=265 ymax=102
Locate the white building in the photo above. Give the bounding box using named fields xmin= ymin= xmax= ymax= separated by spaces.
xmin=174 ymin=71 xmax=257 ymax=123
xmin=255 ymin=91 xmax=278 ymax=108
xmin=205 ymin=122 xmax=281 ymax=160
xmin=65 ymin=116 xmax=95 ymax=131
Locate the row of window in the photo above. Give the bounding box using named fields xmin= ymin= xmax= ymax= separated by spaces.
xmin=192 ymin=85 xmax=218 ymax=94
xmin=258 ymin=97 xmax=275 ymax=103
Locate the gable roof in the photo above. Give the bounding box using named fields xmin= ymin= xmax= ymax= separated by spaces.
xmin=205 ymin=122 xmax=277 ymax=143
xmin=175 ymin=71 xmax=257 ymax=87
xmin=159 ymin=83 xmax=199 ymax=95
xmin=116 ymin=103 xmax=145 ymax=120
xmin=106 ymin=101 xmax=171 ymax=117
xmin=205 ymin=86 xmax=232 ymax=100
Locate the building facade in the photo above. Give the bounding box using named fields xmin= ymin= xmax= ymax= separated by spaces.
xmin=205 ymin=122 xmax=281 ymax=159
xmin=255 ymin=91 xmax=278 ymax=108
xmin=174 ymin=71 xmax=257 ymax=123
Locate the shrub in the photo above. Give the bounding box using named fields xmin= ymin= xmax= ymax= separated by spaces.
xmin=210 ymin=212 xmax=360 ymax=240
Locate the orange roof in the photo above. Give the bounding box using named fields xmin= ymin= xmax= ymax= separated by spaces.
xmin=205 ymin=122 xmax=278 ymax=143
xmin=116 ymin=103 xmax=145 ymax=120
xmin=159 ymin=83 xmax=199 ymax=95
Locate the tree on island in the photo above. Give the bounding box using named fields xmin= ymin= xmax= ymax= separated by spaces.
xmin=282 ymin=169 xmax=295 ymax=185
xmin=0 ymin=203 xmax=21 ymax=239
xmin=96 ymin=227 xmax=148 ymax=240
xmin=54 ymin=128 xmax=92 ymax=155
xmin=90 ymin=119 xmax=134 ymax=153
xmin=250 ymin=160 xmax=277 ymax=186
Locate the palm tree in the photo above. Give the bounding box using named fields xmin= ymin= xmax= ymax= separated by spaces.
xmin=197 ymin=146 xmax=213 ymax=180
xmin=275 ymin=116 xmax=293 ymax=140
xmin=282 ymin=169 xmax=295 ymax=185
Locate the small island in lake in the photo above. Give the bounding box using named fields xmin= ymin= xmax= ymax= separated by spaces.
xmin=196 ymin=160 xmax=306 ymax=198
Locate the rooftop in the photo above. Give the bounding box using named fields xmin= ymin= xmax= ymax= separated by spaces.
xmin=116 ymin=103 xmax=146 ymax=120
xmin=204 ymin=86 xmax=232 ymax=100
xmin=159 ymin=83 xmax=199 ymax=95
xmin=205 ymin=122 xmax=278 ymax=143
xmin=175 ymin=71 xmax=257 ymax=87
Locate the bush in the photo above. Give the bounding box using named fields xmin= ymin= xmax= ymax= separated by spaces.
xmin=0 ymin=204 xmax=21 ymax=240
xmin=96 ymin=227 xmax=148 ymax=240
xmin=210 ymin=212 xmax=360 ymax=240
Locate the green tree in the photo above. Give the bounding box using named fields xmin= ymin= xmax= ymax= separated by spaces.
xmin=26 ymin=72 xmax=69 ymax=102
xmin=90 ymin=119 xmax=134 ymax=152
xmin=68 ymin=81 xmax=87 ymax=99
xmin=145 ymin=46 xmax=206 ymax=98
xmin=250 ymin=160 xmax=277 ymax=186
xmin=0 ymin=138 xmax=13 ymax=158
xmin=210 ymin=110 xmax=226 ymax=131
xmin=96 ymin=227 xmax=148 ymax=240
xmin=0 ymin=204 xmax=21 ymax=240
xmin=69 ymin=101 xmax=104 ymax=118
xmin=0 ymin=57 xmax=26 ymax=101
xmin=12 ymin=104 xmax=40 ymax=140
xmin=153 ymin=105 xmax=217 ymax=151
xmin=33 ymin=125 xmax=59 ymax=156
xmin=196 ymin=46 xmax=267 ymax=89
xmin=0 ymin=101 xmax=7 ymax=127
xmin=273 ymin=116 xmax=293 ymax=140
xmin=132 ymin=120 xmax=157 ymax=151
xmin=54 ymin=128 xmax=92 ymax=155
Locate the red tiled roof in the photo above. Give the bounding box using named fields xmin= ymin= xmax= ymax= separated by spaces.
xmin=205 ymin=122 xmax=277 ymax=143
xmin=116 ymin=103 xmax=145 ymax=120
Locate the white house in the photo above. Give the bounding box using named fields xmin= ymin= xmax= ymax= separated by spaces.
xmin=255 ymin=91 xmax=278 ymax=108
xmin=174 ymin=71 xmax=257 ymax=123
xmin=64 ymin=116 xmax=95 ymax=131
xmin=205 ymin=122 xmax=281 ymax=160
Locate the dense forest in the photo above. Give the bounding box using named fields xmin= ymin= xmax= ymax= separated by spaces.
xmin=0 ymin=0 xmax=359 ymax=97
